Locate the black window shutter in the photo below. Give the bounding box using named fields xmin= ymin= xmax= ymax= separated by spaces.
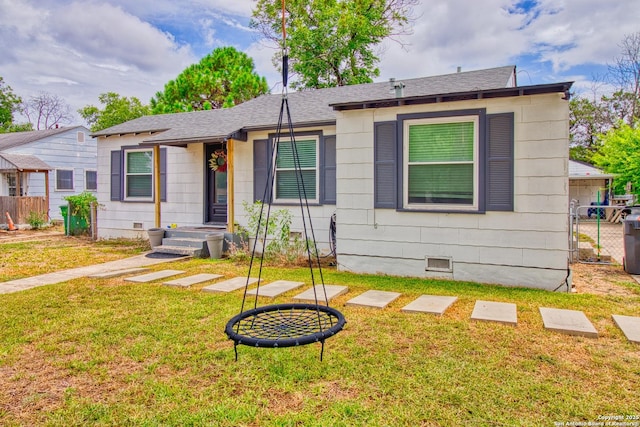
xmin=374 ymin=121 xmax=397 ymax=208
xmin=321 ymin=135 xmax=337 ymax=204
xmin=160 ymin=148 xmax=167 ymax=202
xmin=253 ymin=139 xmax=271 ymax=203
xmin=486 ymin=113 xmax=514 ymax=211
xmin=110 ymin=150 xmax=122 ymax=201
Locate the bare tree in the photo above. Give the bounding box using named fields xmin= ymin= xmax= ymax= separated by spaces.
xmin=608 ymin=32 xmax=640 ymax=123
xmin=21 ymin=92 xmax=74 ymax=130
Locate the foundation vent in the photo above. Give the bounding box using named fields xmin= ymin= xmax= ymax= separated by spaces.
xmin=425 ymin=256 xmax=452 ymax=273
xmin=133 ymin=222 xmax=143 ymax=229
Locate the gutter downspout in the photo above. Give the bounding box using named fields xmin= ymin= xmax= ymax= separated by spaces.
xmin=154 ymin=145 xmax=161 ymax=227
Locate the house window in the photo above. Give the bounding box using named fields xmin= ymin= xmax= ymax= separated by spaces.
xmin=55 ymin=169 xmax=74 ymax=191
xmin=85 ymin=170 xmax=97 ymax=191
xmin=111 ymin=147 xmax=166 ymax=202
xmin=275 ymin=137 xmax=318 ymax=203
xmin=403 ymin=115 xmax=479 ymax=210
xmin=7 ymin=174 xmax=18 ymax=196
xmin=124 ymin=149 xmax=153 ymax=200
xmin=374 ymin=109 xmax=513 ymax=212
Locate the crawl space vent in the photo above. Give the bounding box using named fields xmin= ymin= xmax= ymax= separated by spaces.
xmin=425 ymin=256 xmax=452 ymax=273
xmin=133 ymin=222 xmax=143 ymax=229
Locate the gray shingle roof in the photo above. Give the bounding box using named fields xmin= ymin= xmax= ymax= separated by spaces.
xmin=569 ymin=160 xmax=614 ymax=179
xmin=0 ymin=126 xmax=83 ymax=150
xmin=93 ymin=65 xmax=526 ymax=144
xmin=0 ymin=152 xmax=52 ymax=172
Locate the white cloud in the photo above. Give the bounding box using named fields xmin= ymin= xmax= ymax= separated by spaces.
xmin=1 ymin=0 xmax=197 ymax=123
xmin=2 ymin=0 xmax=639 ymax=127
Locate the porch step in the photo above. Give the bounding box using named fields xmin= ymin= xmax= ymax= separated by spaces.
xmin=152 ymin=245 xmax=204 ymax=257
xmin=149 ymin=227 xmax=227 ymax=258
xmin=163 ymin=237 xmax=207 ymax=248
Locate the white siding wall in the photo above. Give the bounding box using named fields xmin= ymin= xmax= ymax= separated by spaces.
xmin=233 ymin=128 xmax=337 ymax=252
xmin=96 ymin=135 xmax=205 ymax=239
xmin=97 ymin=126 xmax=337 ymax=250
xmin=335 ymin=93 xmax=571 ymax=290
xmin=7 ymin=128 xmax=97 ymax=220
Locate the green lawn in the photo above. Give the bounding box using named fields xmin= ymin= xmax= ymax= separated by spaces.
xmin=1 ymin=238 xmax=640 ymax=426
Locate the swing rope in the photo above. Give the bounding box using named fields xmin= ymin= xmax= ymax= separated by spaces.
xmin=225 ymin=0 xmax=345 ymax=360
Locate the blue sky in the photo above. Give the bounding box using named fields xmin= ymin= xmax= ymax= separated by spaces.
xmin=1 ymin=0 xmax=638 ymax=125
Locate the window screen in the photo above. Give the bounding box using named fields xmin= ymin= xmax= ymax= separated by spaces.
xmin=275 ymin=139 xmax=317 ymax=200
xmin=56 ymin=169 xmax=74 ymax=190
xmin=407 ymin=121 xmax=475 ymax=205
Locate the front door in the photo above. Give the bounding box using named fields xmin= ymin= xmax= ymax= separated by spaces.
xmin=206 ymin=143 xmax=227 ymax=224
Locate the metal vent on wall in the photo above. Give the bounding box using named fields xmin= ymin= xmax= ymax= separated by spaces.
xmin=133 ymin=222 xmax=143 ymax=229
xmin=425 ymin=256 xmax=453 ymax=273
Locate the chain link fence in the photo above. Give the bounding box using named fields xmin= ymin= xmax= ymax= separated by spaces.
xmin=570 ymin=204 xmax=626 ymax=264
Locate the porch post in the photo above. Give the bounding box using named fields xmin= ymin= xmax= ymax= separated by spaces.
xmin=227 ymin=138 xmax=235 ymax=233
xmin=154 ymin=145 xmax=161 ymax=227
xmin=44 ymin=171 xmax=50 ymax=220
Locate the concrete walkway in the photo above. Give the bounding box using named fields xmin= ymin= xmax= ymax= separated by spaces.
xmin=0 ymin=253 xmax=184 ymax=294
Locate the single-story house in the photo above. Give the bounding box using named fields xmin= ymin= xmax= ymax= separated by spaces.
xmin=0 ymin=126 xmax=97 ymax=222
xmin=93 ymin=65 xmax=573 ymax=290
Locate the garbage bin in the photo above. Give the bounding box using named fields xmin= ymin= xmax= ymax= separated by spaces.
xmin=623 ymin=206 xmax=640 ymax=274
xmin=60 ymin=205 xmax=69 ymax=235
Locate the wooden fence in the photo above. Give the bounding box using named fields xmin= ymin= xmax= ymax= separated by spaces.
xmin=0 ymin=196 xmax=48 ymax=225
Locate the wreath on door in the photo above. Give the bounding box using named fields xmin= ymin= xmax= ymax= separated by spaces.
xmin=209 ymin=149 xmax=227 ymax=173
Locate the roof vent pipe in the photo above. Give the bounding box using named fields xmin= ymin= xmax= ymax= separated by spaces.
xmin=389 ymin=78 xmax=405 ymax=98
xmin=457 ymin=66 xmax=461 ymax=73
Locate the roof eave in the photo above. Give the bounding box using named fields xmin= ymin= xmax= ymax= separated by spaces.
xmin=241 ymin=120 xmax=336 ymax=133
xmin=91 ymin=129 xmax=170 ymax=138
xmin=331 ymin=82 xmax=574 ymax=111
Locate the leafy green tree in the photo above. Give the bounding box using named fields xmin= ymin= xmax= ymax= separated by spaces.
xmin=0 ymin=76 xmax=24 ymax=132
xmin=569 ymin=96 xmax=608 ymax=162
xmin=251 ymin=0 xmax=417 ymax=89
xmin=592 ymin=123 xmax=640 ymax=197
xmin=79 ymin=92 xmax=151 ymax=132
xmin=151 ymin=47 xmax=269 ymax=114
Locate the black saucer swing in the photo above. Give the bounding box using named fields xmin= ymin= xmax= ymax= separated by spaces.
xmin=224 ymin=2 xmax=345 ymax=360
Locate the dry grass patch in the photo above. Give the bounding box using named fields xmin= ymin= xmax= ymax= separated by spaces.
xmin=1 ymin=237 xmax=640 ymax=425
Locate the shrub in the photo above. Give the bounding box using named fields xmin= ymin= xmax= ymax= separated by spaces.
xmin=26 ymin=211 xmax=47 ymax=230
xmin=63 ymin=191 xmax=98 ymax=224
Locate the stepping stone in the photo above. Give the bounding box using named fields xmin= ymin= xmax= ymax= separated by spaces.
xmin=539 ymin=307 xmax=598 ymax=338
xmin=124 ymin=270 xmax=185 ymax=283
xmin=612 ymin=314 xmax=640 ymax=344
xmin=88 ymin=267 xmax=150 ymax=279
xmin=202 ymin=277 xmax=259 ymax=293
xmin=345 ymin=290 xmax=401 ymax=309
xmin=402 ymin=295 xmax=458 ymax=315
xmin=293 ymin=285 xmax=348 ymax=304
xmin=247 ymin=280 xmax=305 ymax=298
xmin=164 ymin=273 xmax=223 ymax=288
xmin=471 ymin=300 xmax=517 ymax=326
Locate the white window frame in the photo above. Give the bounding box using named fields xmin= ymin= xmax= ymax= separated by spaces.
xmin=55 ymin=168 xmax=75 ymax=191
xmin=274 ymin=136 xmax=319 ymax=204
xmin=85 ymin=169 xmax=97 ymax=191
xmin=124 ymin=148 xmax=154 ymax=201
xmin=403 ymin=115 xmax=479 ymax=211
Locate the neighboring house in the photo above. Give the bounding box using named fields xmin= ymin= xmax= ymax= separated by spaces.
xmin=569 ymin=160 xmax=615 ymax=208
xmin=0 ymin=126 xmax=97 ymax=221
xmin=93 ymin=65 xmax=573 ymax=290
